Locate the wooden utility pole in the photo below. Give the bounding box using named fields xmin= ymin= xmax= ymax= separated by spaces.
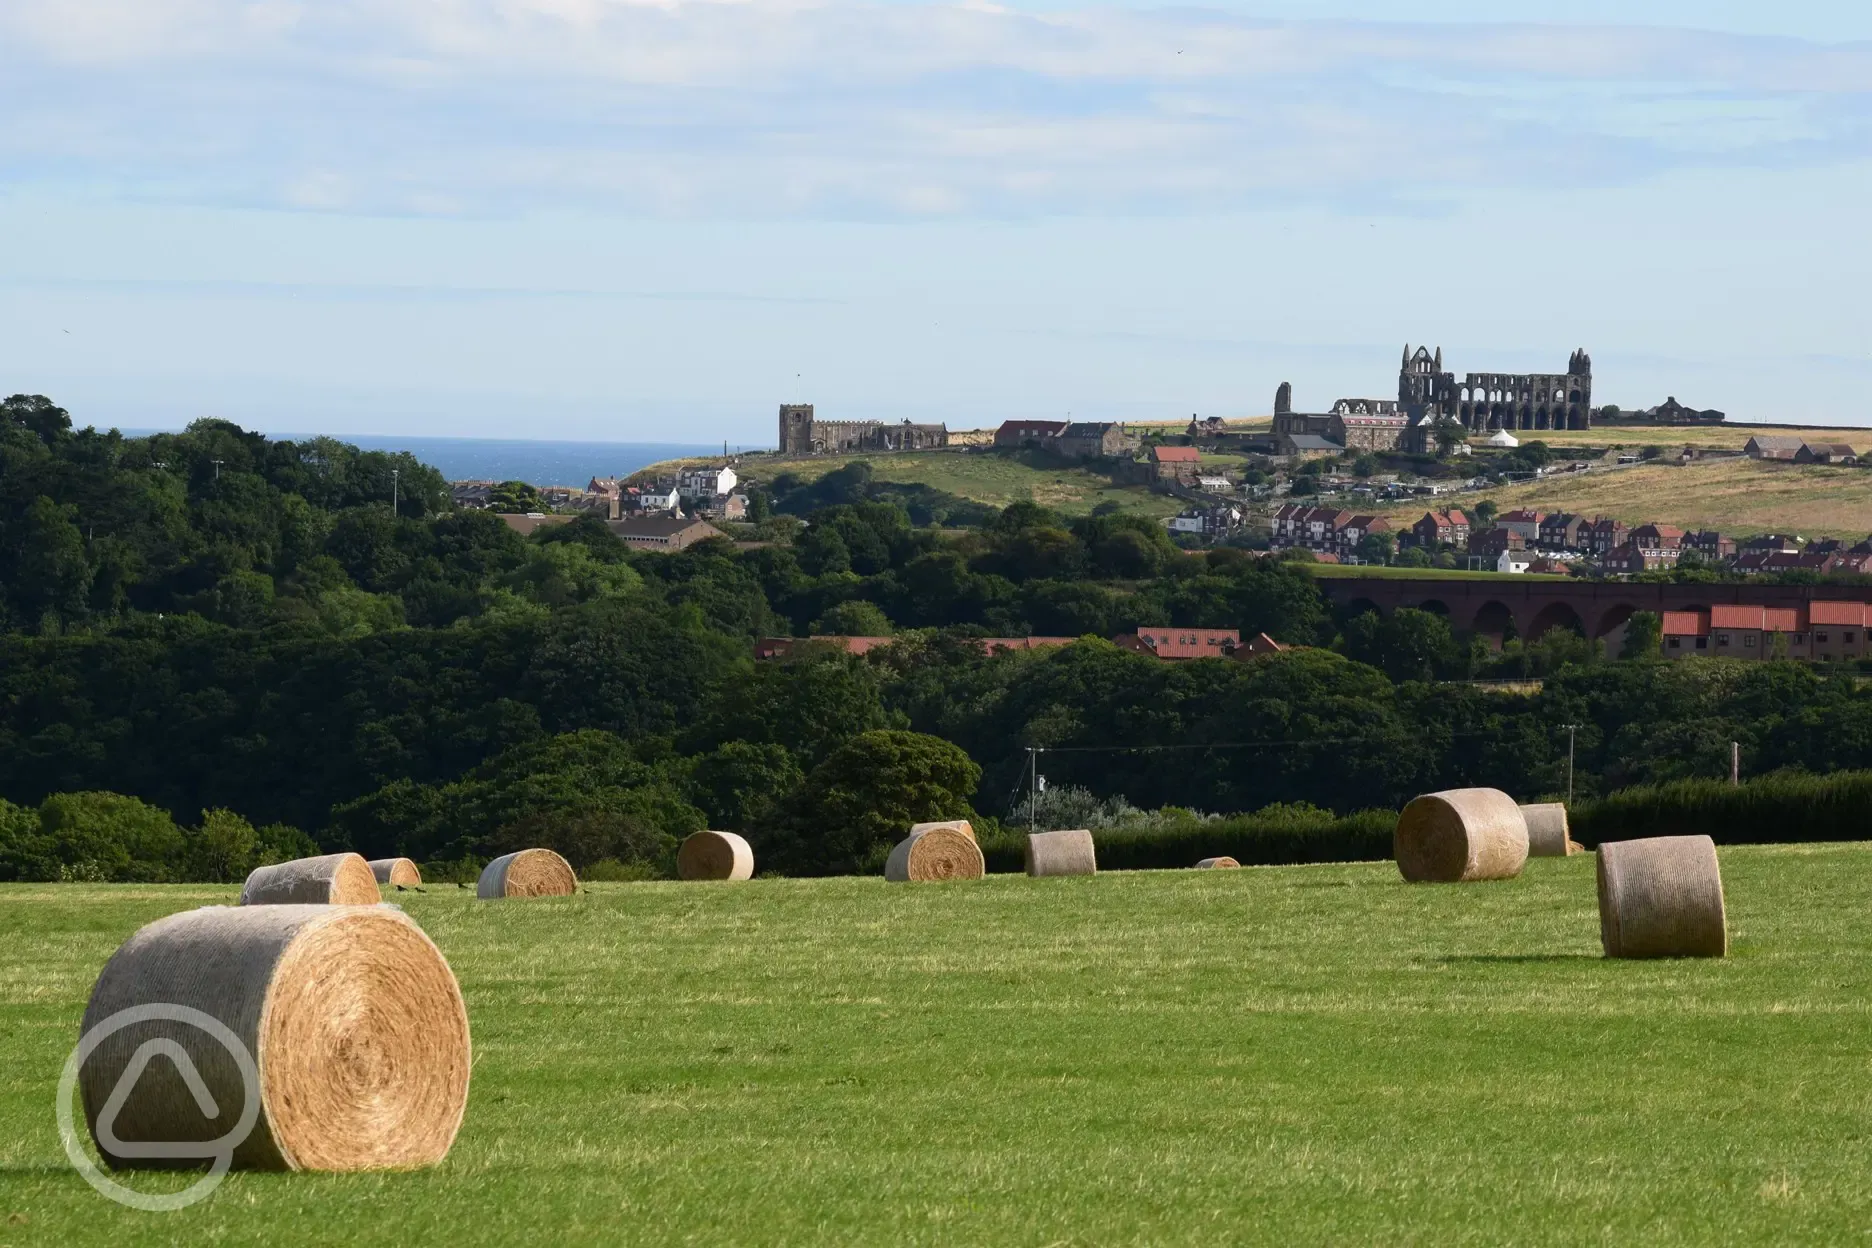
xmin=1731 ymin=741 xmax=1740 ymax=787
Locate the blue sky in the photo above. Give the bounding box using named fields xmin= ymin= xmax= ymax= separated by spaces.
xmin=1 ymin=1 xmax=1869 ymax=442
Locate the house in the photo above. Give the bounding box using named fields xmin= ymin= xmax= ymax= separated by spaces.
xmin=1584 ymin=517 xmax=1630 ymax=555
xmin=497 ymin=513 xmax=574 ymax=537
xmin=1335 ymin=515 xmax=1392 ymax=558
xmin=1628 ymin=523 xmax=1686 ymax=550
xmin=606 ymin=514 xmax=724 ymax=551
xmin=1707 ymin=606 xmax=1804 ymax=659
xmin=1660 ymin=610 xmax=1711 ymax=657
xmin=1195 ymin=475 xmax=1235 ymax=494
xmin=1411 ymin=510 xmax=1470 ymax=548
xmin=1229 ymin=632 xmax=1289 ymax=660
xmin=695 ymin=493 xmax=749 ymax=522
xmin=1056 ymin=422 xmax=1130 ymax=459
xmin=450 ymin=480 xmax=496 ymax=509
xmin=1468 ymin=529 xmax=1525 ymax=558
xmin=1150 ymin=445 xmax=1202 ymax=484
xmin=1734 ymin=550 xmax=1840 ymax=575
xmin=995 ymin=420 xmax=1069 ymax=449
xmin=634 ymin=486 xmax=681 ymax=513
xmin=1271 ymin=504 xmax=1350 ymax=551
xmin=1186 ymin=416 xmax=1231 ymax=439
xmin=1496 ymin=509 xmax=1546 ymax=542
xmin=1796 ymin=441 xmax=1859 ymax=464
xmin=1496 ymin=550 xmax=1534 ymax=574
xmin=1114 ymin=628 xmax=1241 ymax=660
xmin=678 ymin=465 xmax=738 ymax=500
xmin=1602 ymin=542 xmax=1680 ymax=574
xmin=1745 ymin=435 xmax=1805 ymax=461
xmin=1326 ymin=411 xmax=1409 ymax=452
xmin=1684 ymin=530 xmax=1735 ymax=560
xmin=1805 ymin=602 xmax=1871 ymax=660
xmin=1538 ymin=513 xmax=1587 ymax=550
xmin=1168 ymin=506 xmax=1243 ymax=539
xmin=1526 ymin=557 xmax=1575 ymax=575
xmin=1273 ymin=432 xmax=1343 ymax=458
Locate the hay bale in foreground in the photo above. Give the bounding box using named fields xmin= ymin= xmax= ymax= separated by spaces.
xmin=1597 ymin=835 xmax=1727 ymax=959
xmin=78 ymin=904 xmax=470 ymax=1171
xmin=908 ymin=819 xmax=976 ymax=842
xmin=367 ymin=857 xmax=423 ymax=887
xmin=240 ymin=854 xmax=379 ymax=906
xmin=1394 ymin=789 xmax=1528 ymax=883
xmin=677 ymin=831 xmax=755 ymax=881
xmin=885 ymin=826 xmax=985 ymax=882
xmin=1194 ymin=856 xmax=1241 ymax=869
xmin=476 ymin=848 xmax=577 ymax=899
xmin=1026 ymin=829 xmax=1096 ymax=877
xmin=1519 ymin=804 xmax=1577 ymax=858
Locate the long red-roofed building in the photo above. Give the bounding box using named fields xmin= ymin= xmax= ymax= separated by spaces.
xmin=1661 ymin=602 xmax=1871 ymax=660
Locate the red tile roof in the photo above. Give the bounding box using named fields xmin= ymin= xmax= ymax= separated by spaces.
xmin=1809 ymin=601 xmax=1868 ymax=627
xmin=1661 ymin=611 xmax=1708 ymax=637
xmin=1151 ymin=446 xmax=1202 ymax=463
xmin=1709 ymin=606 xmax=1764 ymax=630
xmin=1762 ymin=608 xmax=1799 ymax=633
xmin=1131 ymin=628 xmax=1241 ymax=659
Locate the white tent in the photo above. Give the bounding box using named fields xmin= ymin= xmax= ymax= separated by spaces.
xmin=1484 ymin=429 xmax=1520 ymax=448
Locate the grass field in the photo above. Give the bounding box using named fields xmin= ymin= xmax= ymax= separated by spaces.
xmin=7 ymin=847 xmax=1872 ymax=1244
xmin=759 ymin=450 xmax=1184 ymax=518
xmin=1376 ymin=458 xmax=1872 ymax=536
xmin=1307 ymin=564 xmax=1570 ymax=581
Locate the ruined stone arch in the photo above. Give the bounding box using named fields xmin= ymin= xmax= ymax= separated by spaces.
xmin=1473 ymin=600 xmax=1516 ymax=645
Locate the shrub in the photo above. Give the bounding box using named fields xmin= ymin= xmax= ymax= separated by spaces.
xmin=1573 ymin=770 xmax=1872 ymax=848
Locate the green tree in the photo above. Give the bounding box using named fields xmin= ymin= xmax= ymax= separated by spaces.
xmin=1471 ymin=499 xmax=1499 ymax=529
xmin=1621 ymin=611 xmax=1663 ymax=660
xmin=812 ymin=600 xmax=893 ymax=636
xmin=688 ymin=742 xmax=805 ymax=834
xmin=1355 ymin=532 xmax=1397 ymax=566
xmin=770 ymin=730 xmax=980 ymax=874
xmin=33 ymin=792 xmax=184 ymax=882
xmin=180 ymin=808 xmax=261 ymax=882
xmin=486 ymin=480 xmax=545 ymax=514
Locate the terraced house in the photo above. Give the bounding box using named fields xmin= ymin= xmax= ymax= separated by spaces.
xmin=1661 ymin=603 xmax=1872 ymax=661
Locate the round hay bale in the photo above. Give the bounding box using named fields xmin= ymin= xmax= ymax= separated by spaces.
xmin=476 ymin=848 xmax=577 ymax=899
xmin=884 ymin=827 xmax=985 ymax=882
xmin=1394 ymin=789 xmax=1528 ymax=883
xmin=677 ymin=831 xmax=755 ymax=881
xmin=1195 ymin=856 xmax=1241 ymax=869
xmin=367 ymin=858 xmax=423 ymax=887
xmin=908 ymin=819 xmax=976 ymax=842
xmin=1597 ymin=835 xmax=1726 ymax=959
xmin=78 ymin=904 xmax=470 ymax=1172
xmin=239 ymin=853 xmax=379 ymax=906
xmin=1519 ymin=804 xmax=1576 ymax=857
xmin=1025 ymin=829 xmax=1096 ymax=878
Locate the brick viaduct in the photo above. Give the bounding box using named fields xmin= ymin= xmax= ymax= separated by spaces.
xmin=1317 ymin=577 xmax=1871 ymax=645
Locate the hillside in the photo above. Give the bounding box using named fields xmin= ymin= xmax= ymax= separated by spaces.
xmin=1377 ymin=457 xmax=1872 ymax=536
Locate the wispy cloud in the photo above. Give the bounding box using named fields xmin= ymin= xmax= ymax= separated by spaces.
xmin=2 ymin=1 xmax=1869 ymax=217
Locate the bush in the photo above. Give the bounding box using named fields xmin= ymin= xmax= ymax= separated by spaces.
xmin=1573 ymin=770 xmax=1872 ymax=848
xmin=981 ymin=803 xmax=1394 ymax=871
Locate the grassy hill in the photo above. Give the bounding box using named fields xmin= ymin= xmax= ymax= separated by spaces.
xmin=741 ymin=449 xmax=1185 ymax=519
xmin=1378 ymin=457 xmax=1872 ymax=536
xmin=16 ymin=846 xmax=1872 ymax=1243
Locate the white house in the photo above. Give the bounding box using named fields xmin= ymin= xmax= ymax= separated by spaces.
xmin=1496 ymin=550 xmax=1533 ymax=574
xmin=678 ymin=465 xmax=738 ymax=501
xmin=1195 ymin=475 xmax=1235 ymax=494
xmin=636 ymin=487 xmax=682 ymax=513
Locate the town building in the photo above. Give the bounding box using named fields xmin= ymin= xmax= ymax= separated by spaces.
xmin=1684 ymin=530 xmax=1736 ymax=561
xmin=1796 ymin=441 xmax=1859 ymax=465
xmin=1149 ymin=445 xmax=1202 ymax=484
xmin=994 ymin=420 xmax=1069 ymax=449
xmin=678 ymin=465 xmax=738 ymax=500
xmin=1496 ymin=509 xmax=1546 ymax=542
xmin=1628 ymin=523 xmax=1686 ymax=551
xmin=1661 ymin=603 xmax=1871 ymax=661
xmin=1538 ymin=513 xmax=1587 ymax=550
xmin=1168 ymin=505 xmax=1244 ymax=540
xmin=1327 ymin=408 xmax=1410 ymax=451
xmin=1186 ymin=415 xmax=1231 ymax=439
xmin=1114 ymin=628 xmax=1241 ymax=660
xmin=450 ymin=481 xmax=496 ymax=509
xmin=1335 ymin=515 xmax=1393 ymax=559
xmin=1584 ymin=517 xmax=1631 ymax=555
xmin=1056 ymin=422 xmax=1132 ymax=460
xmin=1744 ymin=435 xmax=1805 ymax=461
xmin=1410 ymin=509 xmax=1470 ymax=548
xmin=606 ymin=515 xmax=724 ymax=551
xmin=1602 ymin=542 xmax=1681 ymax=574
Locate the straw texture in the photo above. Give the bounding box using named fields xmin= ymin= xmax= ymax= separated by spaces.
xmin=239 ymin=854 xmax=380 ymax=906
xmin=908 ymin=820 xmax=976 ymax=842
xmin=1025 ymin=829 xmax=1097 ymax=878
xmin=1194 ymin=857 xmax=1241 ymax=869
xmin=1597 ymin=835 xmax=1727 ymax=959
xmin=677 ymin=831 xmax=755 ymax=881
xmin=1394 ymin=789 xmax=1529 ymax=883
xmin=476 ymin=848 xmax=577 ymax=899
xmin=884 ymin=827 xmax=985 ymax=882
xmin=367 ymin=858 xmax=423 ymax=887
xmin=79 ymin=904 xmax=471 ymax=1172
xmin=1519 ymin=804 xmax=1577 ymax=858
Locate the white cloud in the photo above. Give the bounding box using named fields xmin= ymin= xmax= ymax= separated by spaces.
xmin=1 ymin=0 xmax=1868 ymax=217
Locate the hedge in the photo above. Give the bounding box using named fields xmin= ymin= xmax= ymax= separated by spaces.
xmin=1572 ymin=770 xmax=1872 ymax=848
xmin=980 ymin=807 xmax=1396 ymax=872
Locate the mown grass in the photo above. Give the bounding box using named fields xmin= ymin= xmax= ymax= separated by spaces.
xmin=766 ymin=450 xmax=1183 ymax=518
xmin=1376 ymin=457 xmax=1872 ymax=536
xmin=6 ymin=849 xmax=1872 ymax=1245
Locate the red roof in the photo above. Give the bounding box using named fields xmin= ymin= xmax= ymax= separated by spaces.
xmin=1763 ymin=608 xmax=1799 ymax=633
xmin=1151 ymin=446 xmax=1202 ymax=463
xmin=1809 ymin=601 xmax=1868 ymax=627
xmin=1131 ymin=628 xmax=1241 ymax=659
xmin=1661 ymin=611 xmax=1707 ymax=637
xmin=1709 ymin=606 xmax=1763 ymax=630
xmin=1499 ymin=509 xmax=1545 ymax=523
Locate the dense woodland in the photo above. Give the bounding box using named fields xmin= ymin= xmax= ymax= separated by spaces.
xmin=6 ymin=395 xmax=1872 ymax=882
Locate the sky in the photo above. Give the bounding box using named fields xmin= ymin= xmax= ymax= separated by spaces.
xmin=1 ymin=0 xmax=1869 ymax=443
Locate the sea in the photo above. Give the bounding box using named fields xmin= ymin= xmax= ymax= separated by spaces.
xmin=122 ymin=432 xmax=738 ymax=487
